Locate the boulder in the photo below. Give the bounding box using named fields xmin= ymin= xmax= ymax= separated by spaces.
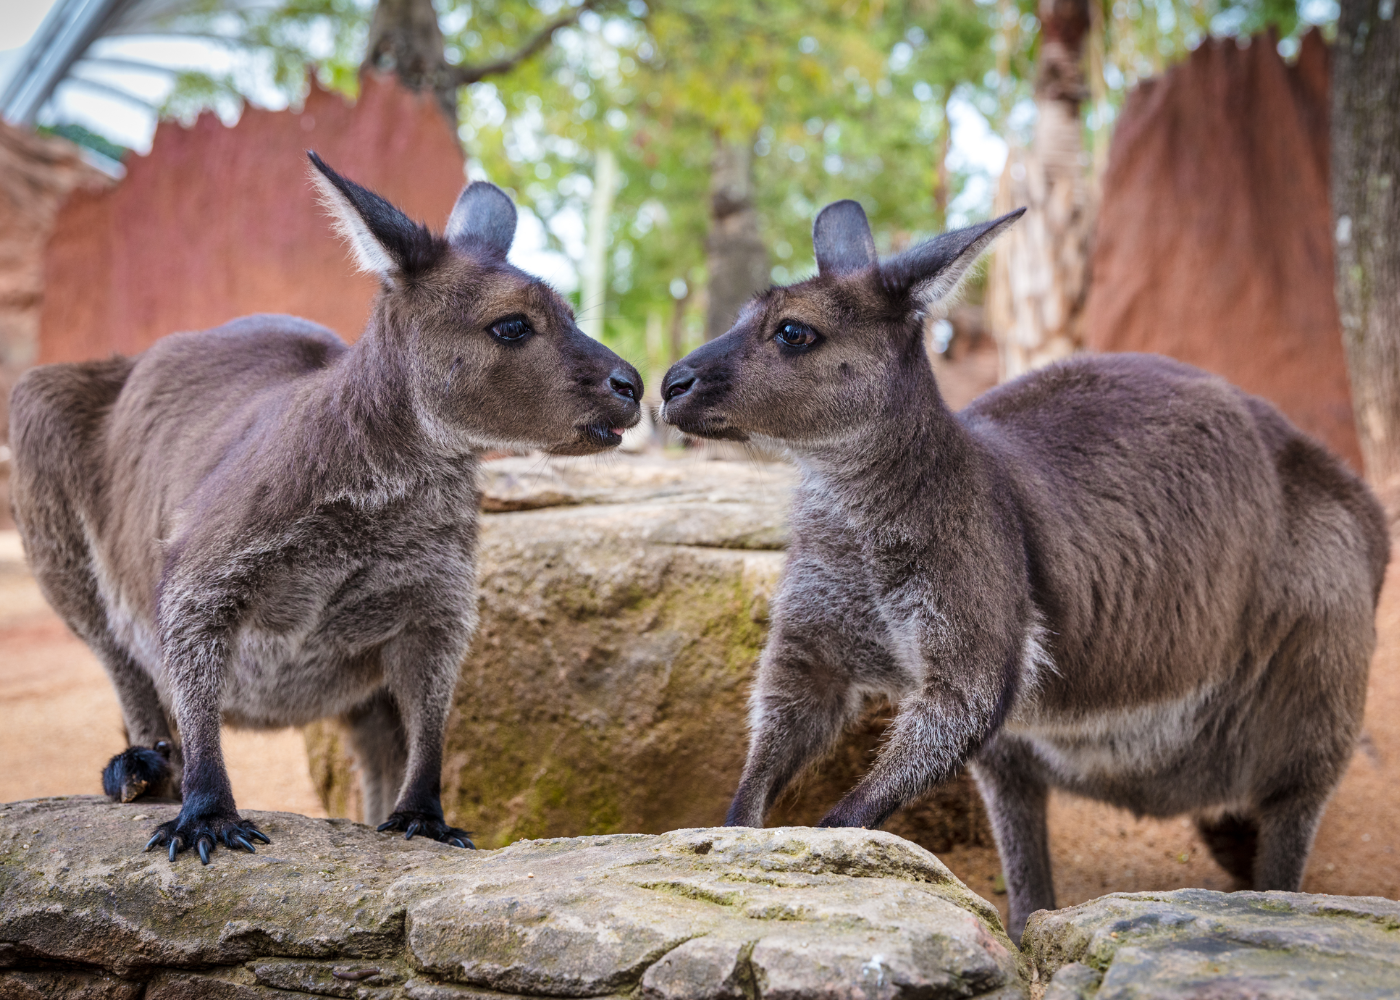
xmin=1021 ymin=888 xmax=1400 ymax=998
xmin=304 ymin=454 xmax=993 ymax=855
xmin=0 ymin=796 xmax=1022 ymax=1000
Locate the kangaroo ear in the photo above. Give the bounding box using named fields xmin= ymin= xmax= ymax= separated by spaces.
xmin=813 ymin=199 xmax=877 ymax=277
xmin=445 ymin=181 xmax=517 ymax=258
xmin=884 ymin=208 xmax=1025 ymax=311
xmin=307 ymin=151 xmax=441 ymax=279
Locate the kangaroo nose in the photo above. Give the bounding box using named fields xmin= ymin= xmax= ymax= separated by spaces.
xmin=608 ymin=368 xmax=640 ymax=402
xmin=662 ymin=367 xmax=696 ymax=402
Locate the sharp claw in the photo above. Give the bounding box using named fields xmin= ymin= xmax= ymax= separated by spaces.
xmin=145 ymin=833 xmax=162 ymax=852
xmin=249 ymin=829 xmax=271 ymax=845
xmin=377 ymin=820 xmax=395 ymax=833
xmin=197 ymin=837 xmax=211 ymax=865
xmin=233 ymin=834 xmax=256 ymax=853
xmin=404 ymin=821 xmax=420 ymax=841
xmin=169 ymin=838 xmax=179 ymax=863
xmin=450 ymin=838 xmax=466 ymax=848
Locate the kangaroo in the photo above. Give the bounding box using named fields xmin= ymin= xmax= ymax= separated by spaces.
xmin=659 ymin=199 xmax=1388 ymax=941
xmin=9 ymin=153 xmax=642 ymax=863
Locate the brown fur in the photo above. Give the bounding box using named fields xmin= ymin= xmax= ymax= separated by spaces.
xmin=661 ymin=201 xmax=1387 ymax=941
xmin=9 ymin=156 xmax=641 ymax=863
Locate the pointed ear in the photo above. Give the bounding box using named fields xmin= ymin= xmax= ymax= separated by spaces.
xmin=813 ymin=199 xmax=877 ymax=277
xmin=884 ymin=208 xmax=1025 ymax=310
xmin=445 ymin=181 xmax=517 ymax=258
xmin=306 ymin=151 xmax=442 ymax=278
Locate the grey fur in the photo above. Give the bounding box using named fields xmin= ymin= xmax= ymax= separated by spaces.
xmin=9 ymin=154 xmax=641 ymax=862
xmin=659 ymin=201 xmax=1387 ymax=942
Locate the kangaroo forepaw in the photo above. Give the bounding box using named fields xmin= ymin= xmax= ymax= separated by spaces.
xmin=102 ymin=741 xmax=178 ymax=803
xmin=144 ymin=811 xmax=271 ymax=864
xmin=377 ymin=812 xmax=474 ymax=849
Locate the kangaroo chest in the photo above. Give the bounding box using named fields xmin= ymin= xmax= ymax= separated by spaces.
xmin=137 ymin=480 xmax=481 ymax=729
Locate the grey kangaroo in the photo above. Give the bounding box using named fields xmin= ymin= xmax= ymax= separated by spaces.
xmin=659 ymin=199 xmax=1387 ymax=941
xmin=9 ymin=153 xmax=642 ymax=863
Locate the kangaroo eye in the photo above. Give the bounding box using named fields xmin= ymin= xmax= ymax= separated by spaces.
xmin=488 ymin=316 xmax=533 ymax=342
xmin=775 ymin=320 xmax=819 ymax=349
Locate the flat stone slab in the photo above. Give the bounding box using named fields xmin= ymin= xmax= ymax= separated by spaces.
xmin=1022 ymin=888 xmax=1400 ymax=998
xmin=0 ymin=797 xmax=1021 ymax=999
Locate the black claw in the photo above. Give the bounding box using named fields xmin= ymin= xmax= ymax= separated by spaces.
xmin=377 ymin=820 xmax=394 ymax=832
xmin=168 ymin=838 xmax=179 ymax=863
xmin=233 ymin=834 xmax=256 ymax=853
xmin=450 ymin=838 xmax=466 ymax=848
xmin=197 ymin=837 xmax=212 ymax=865
xmin=404 ymin=821 xmax=421 ymax=841
xmin=249 ymin=829 xmax=271 ymax=845
xmin=145 ymin=833 xmax=162 ymax=852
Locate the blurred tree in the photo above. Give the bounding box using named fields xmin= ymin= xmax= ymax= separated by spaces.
xmin=1332 ymin=0 xmax=1400 ymax=499
xmin=987 ymin=0 xmax=1094 ymax=379
xmin=465 ymin=0 xmax=1003 ymax=370
xmin=363 ymin=0 xmax=600 ymax=118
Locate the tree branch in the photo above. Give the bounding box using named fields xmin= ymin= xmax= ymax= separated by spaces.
xmin=448 ymin=0 xmax=600 ymax=88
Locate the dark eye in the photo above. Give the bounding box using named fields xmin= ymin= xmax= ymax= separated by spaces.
xmin=775 ymin=320 xmax=819 ymax=349
xmin=488 ymin=315 xmax=533 ymax=342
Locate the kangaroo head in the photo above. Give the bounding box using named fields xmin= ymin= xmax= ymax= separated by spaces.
xmin=308 ymin=152 xmax=641 ymax=455
xmin=659 ymin=200 xmax=1022 ymax=450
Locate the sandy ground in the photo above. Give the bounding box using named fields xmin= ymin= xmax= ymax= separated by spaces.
xmin=0 ymin=532 xmax=325 ymax=818
xmin=2 ymin=526 xmax=1397 ymax=922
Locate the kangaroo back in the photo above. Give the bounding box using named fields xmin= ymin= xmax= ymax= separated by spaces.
xmin=10 ymin=357 xmax=135 ymax=642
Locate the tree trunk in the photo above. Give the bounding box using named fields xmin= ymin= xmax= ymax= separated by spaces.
xmin=363 ymin=0 xmax=456 ymax=120
xmin=705 ymin=137 xmax=768 ymax=341
xmin=987 ymin=0 xmax=1095 ymax=380
xmin=1334 ymin=0 xmax=1400 ymax=502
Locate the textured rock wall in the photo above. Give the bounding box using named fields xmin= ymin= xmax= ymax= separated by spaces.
xmin=37 ymin=75 xmax=464 ymax=363
xmin=0 ymin=798 xmax=1022 ymax=1000
xmin=305 ymin=456 xmax=994 ymax=855
xmin=1084 ymin=31 xmax=1360 ymax=469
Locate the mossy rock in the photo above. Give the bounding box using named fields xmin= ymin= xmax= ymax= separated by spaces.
xmin=305 ymin=455 xmax=992 ymax=853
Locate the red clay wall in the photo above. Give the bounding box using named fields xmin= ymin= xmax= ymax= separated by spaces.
xmin=39 ymin=74 xmax=465 ymax=363
xmin=1084 ymin=31 xmax=1360 ymax=469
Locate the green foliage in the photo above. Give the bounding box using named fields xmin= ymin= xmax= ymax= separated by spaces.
xmin=93 ymin=0 xmax=1333 ymax=372
xmin=462 ymin=0 xmax=1003 ymax=370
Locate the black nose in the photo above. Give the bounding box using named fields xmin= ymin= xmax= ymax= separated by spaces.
xmin=608 ymin=368 xmax=640 ymax=402
xmin=662 ymin=367 xmax=696 ymax=402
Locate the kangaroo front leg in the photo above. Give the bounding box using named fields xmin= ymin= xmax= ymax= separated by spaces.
xmin=725 ymin=672 xmax=856 ymax=828
xmin=726 ymin=542 xmax=903 ymax=828
xmin=375 ymin=631 xmax=473 ymax=848
xmin=818 ymin=665 xmax=1007 ymax=831
xmin=143 ymin=627 xmax=268 ymax=863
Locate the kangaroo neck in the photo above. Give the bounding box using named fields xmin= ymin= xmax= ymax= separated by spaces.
xmin=305 ymin=311 xmax=467 ymax=491
xmin=794 ymin=356 xmax=993 ymax=547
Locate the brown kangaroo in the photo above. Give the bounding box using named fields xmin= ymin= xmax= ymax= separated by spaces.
xmin=660 ymin=199 xmax=1387 ymax=941
xmin=9 ymin=153 xmax=642 ymax=863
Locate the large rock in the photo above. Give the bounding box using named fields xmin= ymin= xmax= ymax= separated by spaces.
xmin=305 ymin=454 xmax=993 ymax=855
xmin=0 ymin=797 xmax=1022 ymax=999
xmin=1021 ymin=888 xmax=1400 ymax=998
